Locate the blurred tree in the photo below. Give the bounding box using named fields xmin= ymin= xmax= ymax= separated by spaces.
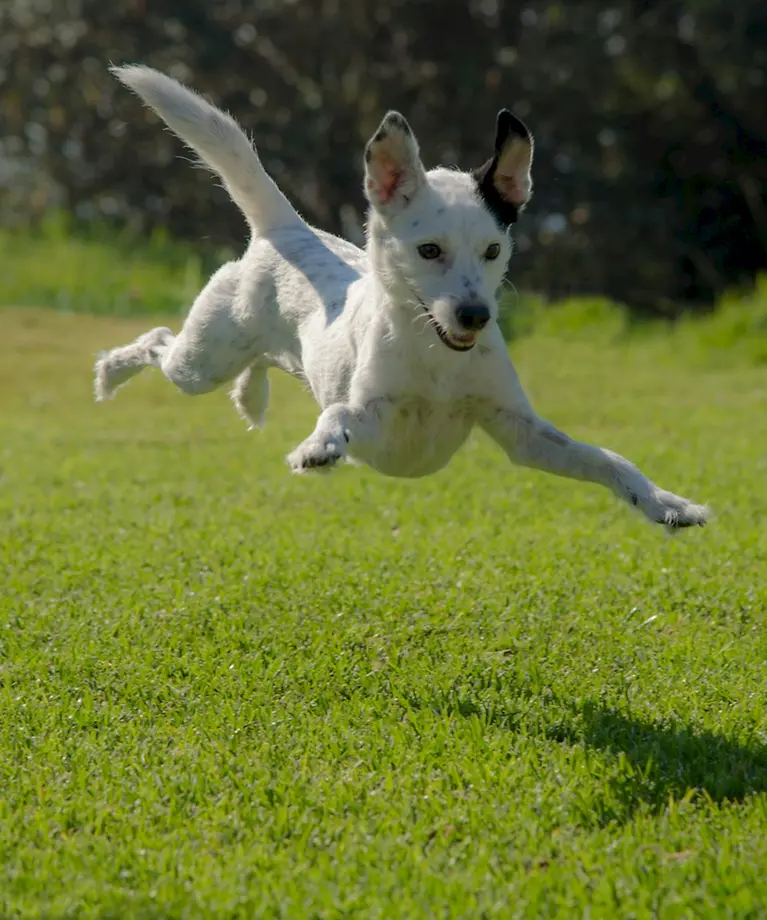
xmin=1 ymin=0 xmax=765 ymax=316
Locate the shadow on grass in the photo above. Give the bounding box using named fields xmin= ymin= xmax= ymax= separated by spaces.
xmin=551 ymin=700 xmax=767 ymax=809
xmin=410 ymin=688 xmax=767 ymax=820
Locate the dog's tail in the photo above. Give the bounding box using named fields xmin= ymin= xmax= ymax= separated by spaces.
xmin=111 ymin=64 xmax=301 ymax=232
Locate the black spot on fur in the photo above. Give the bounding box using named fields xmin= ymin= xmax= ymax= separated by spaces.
xmin=472 ymin=108 xmax=532 ymax=229
xmin=540 ymin=427 xmax=569 ymax=447
xmin=473 ymin=161 xmax=519 ymax=228
xmin=373 ymin=130 xmax=387 ymax=143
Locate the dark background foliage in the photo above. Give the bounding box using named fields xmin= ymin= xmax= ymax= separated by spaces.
xmin=2 ymin=0 xmax=766 ymax=316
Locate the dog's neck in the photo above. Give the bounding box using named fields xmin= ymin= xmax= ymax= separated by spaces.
xmin=364 ymin=213 xmax=413 ymax=309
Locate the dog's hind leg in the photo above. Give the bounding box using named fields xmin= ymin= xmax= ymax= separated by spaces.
xmin=94 ymin=325 xmax=174 ymax=400
xmin=95 ymin=261 xmax=260 ymax=402
xmin=230 ymin=362 xmax=270 ymax=429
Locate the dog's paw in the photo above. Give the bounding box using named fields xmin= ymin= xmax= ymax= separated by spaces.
xmin=287 ymin=437 xmax=345 ymax=474
xmin=634 ymin=488 xmax=709 ymax=531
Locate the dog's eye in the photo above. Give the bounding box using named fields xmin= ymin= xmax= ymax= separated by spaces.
xmin=417 ymin=243 xmax=442 ymax=260
xmin=484 ymin=243 xmax=501 ymax=261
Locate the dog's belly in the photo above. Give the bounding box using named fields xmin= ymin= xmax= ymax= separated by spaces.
xmin=351 ymin=400 xmax=474 ymax=478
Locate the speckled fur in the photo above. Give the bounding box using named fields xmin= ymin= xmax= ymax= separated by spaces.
xmin=93 ymin=65 xmax=708 ymax=529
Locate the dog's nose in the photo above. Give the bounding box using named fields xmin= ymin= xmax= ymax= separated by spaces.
xmin=455 ymin=301 xmax=491 ymax=331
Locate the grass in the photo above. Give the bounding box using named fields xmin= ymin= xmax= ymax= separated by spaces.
xmin=2 ymin=230 xmax=767 ymax=917
xmin=0 ymin=215 xmax=233 ymax=317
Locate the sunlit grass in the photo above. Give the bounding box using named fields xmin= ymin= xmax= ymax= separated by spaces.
xmin=1 ymin=290 xmax=766 ymax=916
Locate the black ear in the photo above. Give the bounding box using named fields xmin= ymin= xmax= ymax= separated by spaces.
xmin=472 ymin=110 xmax=534 ymax=228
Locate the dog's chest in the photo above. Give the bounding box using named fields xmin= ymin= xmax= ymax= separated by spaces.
xmin=352 ymin=396 xmax=475 ymax=478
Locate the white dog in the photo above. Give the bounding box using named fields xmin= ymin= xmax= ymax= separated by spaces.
xmin=94 ymin=65 xmax=708 ymax=529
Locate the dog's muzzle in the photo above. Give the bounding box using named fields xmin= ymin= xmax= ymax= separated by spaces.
xmin=455 ymin=301 xmax=491 ymax=332
xmin=425 ymin=301 xmax=490 ymax=352
xmin=429 ymin=316 xmax=478 ymax=352
xmin=411 ymin=294 xmax=483 ymax=352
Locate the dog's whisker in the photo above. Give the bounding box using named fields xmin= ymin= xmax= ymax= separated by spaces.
xmin=411 ymin=312 xmax=439 ymax=339
xmin=504 ymin=280 xmax=521 ymax=312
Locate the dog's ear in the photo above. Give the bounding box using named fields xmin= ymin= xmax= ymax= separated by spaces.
xmin=473 ymin=110 xmax=534 ymax=227
xmin=364 ymin=111 xmax=426 ymax=214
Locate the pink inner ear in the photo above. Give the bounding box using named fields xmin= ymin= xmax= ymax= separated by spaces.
xmin=494 ymin=137 xmax=533 ymax=207
xmin=368 ymin=157 xmax=403 ymax=205
xmin=495 ymin=174 xmax=526 ymax=206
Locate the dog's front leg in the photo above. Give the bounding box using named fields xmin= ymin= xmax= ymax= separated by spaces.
xmin=480 ymin=408 xmax=708 ymax=529
xmin=287 ymin=399 xmax=391 ymax=473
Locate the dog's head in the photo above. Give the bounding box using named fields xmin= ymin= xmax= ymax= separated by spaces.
xmin=363 ymin=109 xmax=533 ymax=352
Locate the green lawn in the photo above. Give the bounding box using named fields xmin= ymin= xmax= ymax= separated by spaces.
xmin=1 ymin=277 xmax=767 ymax=917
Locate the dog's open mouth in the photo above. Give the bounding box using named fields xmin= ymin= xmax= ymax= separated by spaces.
xmin=422 ymin=309 xmax=477 ymax=352
xmin=408 ymin=283 xmax=478 ymax=352
xmin=434 ymin=322 xmax=476 ymax=352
